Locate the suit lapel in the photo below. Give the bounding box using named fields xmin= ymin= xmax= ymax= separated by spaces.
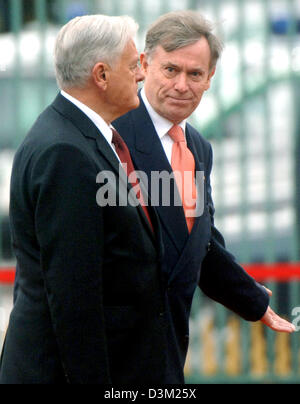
xmin=185 ymin=126 xmax=205 ymax=234
xmin=123 ymin=97 xmax=189 ymax=254
xmin=166 ymin=127 xmax=209 ymax=282
xmin=51 ymin=93 xmax=155 ymax=241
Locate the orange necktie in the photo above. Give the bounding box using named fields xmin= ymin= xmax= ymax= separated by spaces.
xmin=168 ymin=125 xmax=197 ymax=233
xmin=112 ymin=129 xmax=154 ymax=233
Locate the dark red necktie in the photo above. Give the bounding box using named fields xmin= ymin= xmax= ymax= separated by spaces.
xmin=112 ymin=129 xmax=154 ymax=232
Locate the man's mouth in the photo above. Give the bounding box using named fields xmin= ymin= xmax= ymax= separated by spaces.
xmin=168 ymin=96 xmax=191 ymax=102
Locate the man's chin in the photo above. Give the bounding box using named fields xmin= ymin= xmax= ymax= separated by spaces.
xmin=130 ymin=96 xmax=141 ymax=111
xmin=162 ymin=108 xmax=189 ymax=124
xmin=165 ymin=101 xmax=197 ymax=122
xmin=118 ymin=98 xmax=140 ymax=118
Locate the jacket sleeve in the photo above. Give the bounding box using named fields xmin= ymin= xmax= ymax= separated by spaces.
xmin=199 ymin=143 xmax=269 ymax=321
xmin=31 ymin=142 xmax=111 ymax=383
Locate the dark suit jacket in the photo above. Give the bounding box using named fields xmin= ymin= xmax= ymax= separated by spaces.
xmin=113 ymin=93 xmax=269 ymax=383
xmin=0 ymin=94 xmax=168 ymax=384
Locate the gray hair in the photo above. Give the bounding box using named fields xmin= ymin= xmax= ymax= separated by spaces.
xmin=54 ymin=14 xmax=139 ymax=89
xmin=144 ymin=10 xmax=223 ymax=70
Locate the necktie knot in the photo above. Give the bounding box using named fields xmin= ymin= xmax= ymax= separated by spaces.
xmin=168 ymin=125 xmax=185 ymax=143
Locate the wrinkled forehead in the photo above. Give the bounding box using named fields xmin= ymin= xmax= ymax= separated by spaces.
xmin=148 ymin=39 xmax=212 ymax=70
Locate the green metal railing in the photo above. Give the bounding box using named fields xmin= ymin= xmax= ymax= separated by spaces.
xmin=186 ymin=274 xmax=300 ymax=384
xmin=0 ymin=0 xmax=299 ymax=383
xmin=187 ymin=0 xmax=300 ymax=383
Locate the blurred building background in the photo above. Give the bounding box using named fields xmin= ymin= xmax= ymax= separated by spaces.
xmin=0 ymin=0 xmax=300 ymax=383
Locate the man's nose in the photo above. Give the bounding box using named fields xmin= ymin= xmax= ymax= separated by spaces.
xmin=136 ymin=66 xmax=145 ymax=82
xmin=174 ymin=73 xmax=189 ymax=92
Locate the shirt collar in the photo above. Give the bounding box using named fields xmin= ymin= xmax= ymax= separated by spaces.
xmin=61 ymin=90 xmax=113 ymax=145
xmin=140 ymin=87 xmax=187 ymax=140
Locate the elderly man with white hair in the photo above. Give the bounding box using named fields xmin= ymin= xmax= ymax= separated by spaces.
xmin=0 ymin=14 xmax=165 ymax=384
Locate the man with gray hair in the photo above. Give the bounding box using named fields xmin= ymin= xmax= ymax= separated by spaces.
xmin=0 ymin=15 xmax=165 ymax=384
xmin=114 ymin=10 xmax=295 ymax=383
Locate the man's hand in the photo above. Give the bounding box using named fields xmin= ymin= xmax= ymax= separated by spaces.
xmin=260 ymin=287 xmax=296 ymax=333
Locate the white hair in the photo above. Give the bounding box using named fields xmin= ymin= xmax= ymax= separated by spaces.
xmin=54 ymin=14 xmax=139 ymax=89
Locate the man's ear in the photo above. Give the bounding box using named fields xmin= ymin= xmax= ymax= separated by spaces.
xmin=92 ymin=62 xmax=108 ymax=89
xmin=140 ymin=53 xmax=149 ymax=75
xmin=204 ymin=66 xmax=216 ymax=91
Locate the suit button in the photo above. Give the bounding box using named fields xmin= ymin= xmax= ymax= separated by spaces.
xmin=207 ymin=242 xmax=211 ymax=251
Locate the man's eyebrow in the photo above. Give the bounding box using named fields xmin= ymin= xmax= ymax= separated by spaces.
xmin=161 ymin=62 xmax=205 ymax=73
xmin=162 ymin=62 xmax=179 ymax=68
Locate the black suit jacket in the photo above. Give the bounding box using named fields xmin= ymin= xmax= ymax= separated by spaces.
xmin=113 ymin=93 xmax=269 ymax=383
xmin=0 ymin=94 xmax=168 ymax=384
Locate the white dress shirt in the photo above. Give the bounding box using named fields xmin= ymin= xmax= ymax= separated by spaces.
xmin=60 ymin=90 xmax=120 ymax=161
xmin=140 ymin=88 xmax=187 ymax=164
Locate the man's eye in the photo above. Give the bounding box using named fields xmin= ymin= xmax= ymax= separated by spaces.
xmin=164 ymin=66 xmax=176 ymax=75
xmin=131 ymin=63 xmax=139 ymax=71
xmin=191 ymin=71 xmax=202 ymax=77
